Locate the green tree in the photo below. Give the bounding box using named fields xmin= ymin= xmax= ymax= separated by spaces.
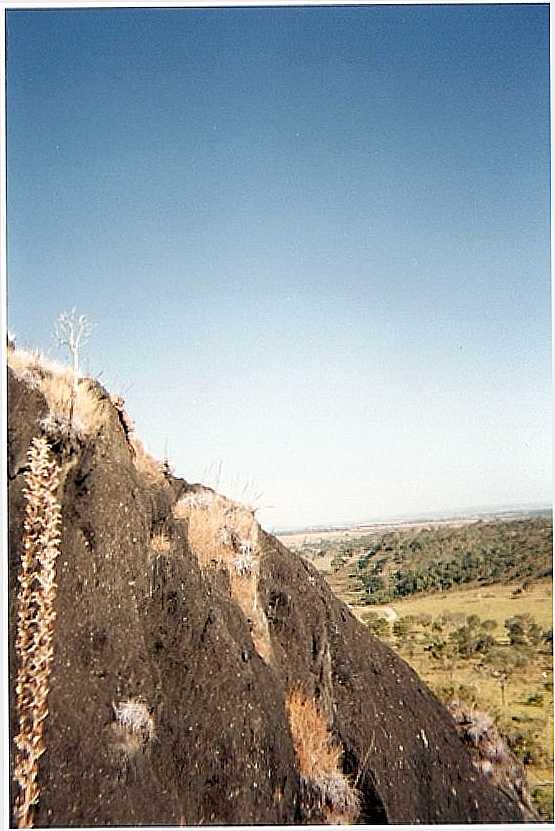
xmin=450 ymin=615 xmax=495 ymax=658
xmin=481 ymin=647 xmax=527 ymax=707
xmin=505 ymin=614 xmax=543 ymax=649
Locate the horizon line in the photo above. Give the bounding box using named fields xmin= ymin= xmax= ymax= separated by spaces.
xmin=270 ymin=500 xmax=553 ymax=535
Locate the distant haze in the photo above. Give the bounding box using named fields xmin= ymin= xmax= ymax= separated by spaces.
xmin=273 ymin=503 xmax=553 ymax=535
xmin=6 ymin=4 xmax=551 ymax=530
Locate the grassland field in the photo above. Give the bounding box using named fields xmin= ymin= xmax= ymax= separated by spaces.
xmin=351 ymin=577 xmax=553 ymax=631
xmin=380 ymin=581 xmax=553 ymax=808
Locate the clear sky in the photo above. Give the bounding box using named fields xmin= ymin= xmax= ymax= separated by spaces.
xmin=6 ymin=3 xmax=551 ymax=530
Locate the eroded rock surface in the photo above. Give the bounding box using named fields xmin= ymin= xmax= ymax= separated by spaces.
xmin=7 ymin=366 xmax=526 ymax=825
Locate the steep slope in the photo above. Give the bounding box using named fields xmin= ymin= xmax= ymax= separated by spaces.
xmin=7 ymin=356 xmax=528 ymax=826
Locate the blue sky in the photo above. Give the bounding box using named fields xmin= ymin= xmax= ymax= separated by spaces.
xmin=6 ymin=3 xmax=551 ymax=529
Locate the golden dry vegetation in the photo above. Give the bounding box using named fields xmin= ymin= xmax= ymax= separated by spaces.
xmin=286 ymin=687 xmax=360 ymax=824
xmin=8 ymin=347 xmax=109 ymax=437
xmin=174 ymin=488 xmax=272 ymax=662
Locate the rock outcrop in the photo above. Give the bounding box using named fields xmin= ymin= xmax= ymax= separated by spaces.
xmin=7 ymin=356 xmax=527 ymax=826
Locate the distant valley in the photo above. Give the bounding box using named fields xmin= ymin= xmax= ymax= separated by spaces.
xmin=279 ymin=509 xmax=553 ymax=821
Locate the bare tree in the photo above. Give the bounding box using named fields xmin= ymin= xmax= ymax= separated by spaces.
xmin=54 ymin=308 xmax=93 ymax=425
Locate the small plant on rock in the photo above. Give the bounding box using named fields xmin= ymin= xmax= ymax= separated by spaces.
xmin=113 ymin=697 xmax=155 ymax=742
xmin=111 ymin=697 xmax=156 ymax=759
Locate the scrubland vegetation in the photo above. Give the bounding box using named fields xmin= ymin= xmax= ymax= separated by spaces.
xmin=378 ymin=594 xmax=554 ymax=820
xmin=291 ymin=517 xmax=553 ymax=820
xmin=296 ymin=517 xmax=552 ymax=604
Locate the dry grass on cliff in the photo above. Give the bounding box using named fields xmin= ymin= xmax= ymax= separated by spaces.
xmin=173 ymin=488 xmax=273 ymax=662
xmin=129 ymin=435 xmax=167 ymax=485
xmin=286 ymin=688 xmax=360 ymax=824
xmin=8 ymin=346 xmax=108 ymax=436
xmin=150 ymin=530 xmax=171 ymax=554
xmin=173 ymin=489 xmax=258 ymax=571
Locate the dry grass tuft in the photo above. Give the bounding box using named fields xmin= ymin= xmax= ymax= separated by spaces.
xmin=286 ymin=688 xmax=360 ymax=824
xmin=286 ymin=688 xmax=343 ymax=781
xmin=151 ymin=530 xmax=171 ymax=554
xmin=173 ymin=487 xmax=273 ymax=662
xmin=173 ymin=488 xmax=258 ymax=572
xmin=129 ymin=435 xmax=166 ymax=485
xmin=113 ymin=698 xmax=155 ymax=741
xmin=8 ymin=347 xmax=107 ymax=437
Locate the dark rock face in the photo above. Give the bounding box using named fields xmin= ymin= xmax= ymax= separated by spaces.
xmin=7 ymin=366 xmax=526 ymax=826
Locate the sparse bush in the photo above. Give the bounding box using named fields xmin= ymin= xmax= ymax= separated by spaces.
xmin=433 ymin=683 xmax=457 ymax=704
xmin=505 ymin=726 xmax=547 ymax=766
xmin=286 ymin=688 xmax=360 ymax=824
xmin=54 ymin=308 xmax=92 ymax=380
xmin=53 ymin=308 xmax=93 ymax=427
xmin=450 ymin=619 xmax=495 ymax=658
xmin=479 ymin=647 xmax=527 ymax=707
xmin=433 ymin=682 xmax=478 ymax=707
xmin=505 ymin=615 xmax=543 ymax=649
xmin=414 ymin=612 xmax=433 ymax=628
xmin=392 ymin=618 xmax=409 ymax=643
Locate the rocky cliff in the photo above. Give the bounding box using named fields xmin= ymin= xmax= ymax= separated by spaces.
xmin=7 ymin=351 xmax=528 ymax=826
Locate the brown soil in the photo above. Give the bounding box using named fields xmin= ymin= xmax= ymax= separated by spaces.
xmin=7 ymin=366 xmax=528 ymax=825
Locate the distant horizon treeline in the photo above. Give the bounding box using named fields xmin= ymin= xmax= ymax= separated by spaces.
xmin=274 ymin=508 xmax=552 ymax=536
xmin=300 ymin=517 xmax=552 ymax=605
